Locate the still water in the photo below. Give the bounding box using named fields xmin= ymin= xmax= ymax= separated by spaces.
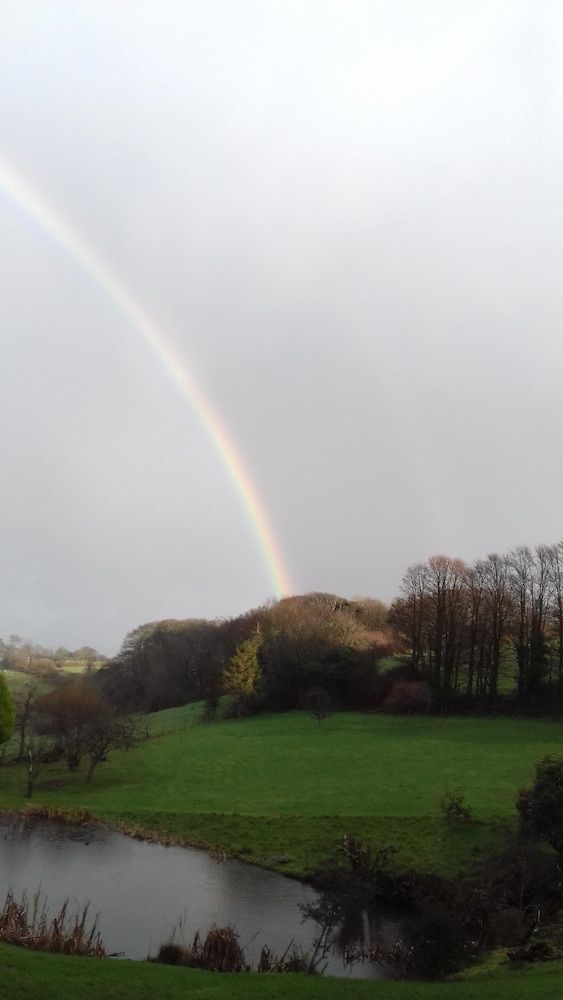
xmin=0 ymin=816 xmax=400 ymax=978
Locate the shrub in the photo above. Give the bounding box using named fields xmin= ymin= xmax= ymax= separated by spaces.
xmin=222 ymin=690 xmax=265 ymax=720
xmin=156 ymin=925 xmax=249 ymax=972
xmin=517 ymin=755 xmax=563 ymax=855
xmin=383 ymin=680 xmax=432 ymax=714
xmin=401 ymin=909 xmax=470 ymax=979
xmin=302 ymin=686 xmax=332 ymax=724
xmin=440 ymin=790 xmax=473 ymax=826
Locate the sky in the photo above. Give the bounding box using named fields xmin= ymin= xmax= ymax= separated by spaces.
xmin=1 ymin=1 xmax=563 ymax=654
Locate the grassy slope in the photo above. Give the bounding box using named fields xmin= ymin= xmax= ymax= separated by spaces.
xmin=2 ymin=710 xmax=563 ymax=996
xmin=1 ymin=946 xmax=563 ymax=1000
xmin=0 ymin=709 xmax=562 ymax=875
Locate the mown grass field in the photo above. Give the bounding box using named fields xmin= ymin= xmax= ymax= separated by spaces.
xmin=1 ymin=944 xmax=563 ymax=1000
xmin=0 ymin=708 xmax=562 ymax=875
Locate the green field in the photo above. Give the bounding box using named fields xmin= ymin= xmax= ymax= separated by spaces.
xmin=0 ymin=708 xmax=562 ymax=875
xmin=2 ymin=709 xmax=563 ymax=996
xmin=1 ymin=670 xmax=51 ymax=699
xmin=1 ymin=944 xmax=563 ymax=1000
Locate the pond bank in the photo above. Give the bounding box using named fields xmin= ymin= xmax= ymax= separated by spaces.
xmin=2 ymin=942 xmax=563 ymax=1000
xmin=0 ymin=814 xmax=403 ymax=978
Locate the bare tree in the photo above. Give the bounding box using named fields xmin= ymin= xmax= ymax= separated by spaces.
xmin=394 ymin=562 xmax=430 ymax=671
xmin=509 ymin=547 xmax=551 ymax=699
xmin=14 ymin=685 xmax=38 ymax=761
xmin=482 ymin=553 xmax=511 ymax=699
xmin=34 ymin=679 xmax=137 ymax=778
xmin=547 ymin=541 xmax=563 ymax=695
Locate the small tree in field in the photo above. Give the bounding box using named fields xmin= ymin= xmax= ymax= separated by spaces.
xmin=222 ymin=627 xmax=262 ymax=718
xmin=14 ymin=686 xmax=38 ymax=760
xmin=303 ymin=686 xmax=332 ymax=725
xmin=34 ymin=678 xmax=137 ymax=777
xmin=0 ymin=674 xmax=15 ymax=746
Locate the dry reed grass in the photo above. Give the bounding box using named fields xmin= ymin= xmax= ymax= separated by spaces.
xmin=0 ymin=890 xmax=105 ymax=956
xmin=155 ymin=924 xmax=313 ymax=974
xmin=21 ymin=804 xmax=93 ymax=824
xmin=156 ymin=924 xmax=248 ymax=972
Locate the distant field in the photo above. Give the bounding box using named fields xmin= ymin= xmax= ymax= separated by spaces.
xmin=57 ymin=660 xmax=104 ymax=675
xmin=1 ymin=670 xmax=51 ymax=699
xmin=2 ymin=661 xmax=99 ymax=697
xmin=1 ymin=944 xmax=563 ymax=1000
xmin=0 ymin=708 xmax=561 ymax=875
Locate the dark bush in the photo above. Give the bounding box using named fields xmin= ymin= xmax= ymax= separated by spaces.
xmin=401 ymin=910 xmax=470 ymax=979
xmin=302 ymin=687 xmax=332 ymax=724
xmin=222 ymin=690 xmax=265 ymax=720
xmin=383 ymin=680 xmax=432 ymax=714
xmin=440 ymin=790 xmax=473 ymax=826
xmin=517 ymin=755 xmax=563 ymax=856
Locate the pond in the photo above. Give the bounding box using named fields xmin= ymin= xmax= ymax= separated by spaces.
xmin=0 ymin=816 xmax=402 ymax=978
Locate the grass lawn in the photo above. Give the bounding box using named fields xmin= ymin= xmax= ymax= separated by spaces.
xmin=0 ymin=709 xmax=561 ymax=875
xmin=1 ymin=945 xmax=563 ymax=1000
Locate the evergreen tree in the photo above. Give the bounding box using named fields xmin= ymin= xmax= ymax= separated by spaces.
xmin=0 ymin=673 xmax=15 ymax=744
xmin=222 ymin=627 xmax=262 ymax=716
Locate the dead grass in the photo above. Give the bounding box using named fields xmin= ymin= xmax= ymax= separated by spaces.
xmin=0 ymin=890 xmax=104 ymax=956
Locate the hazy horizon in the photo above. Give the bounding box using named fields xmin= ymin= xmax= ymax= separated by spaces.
xmin=2 ymin=1 xmax=563 ymax=654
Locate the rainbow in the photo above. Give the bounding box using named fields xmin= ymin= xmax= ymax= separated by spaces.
xmin=0 ymin=155 xmax=292 ymax=598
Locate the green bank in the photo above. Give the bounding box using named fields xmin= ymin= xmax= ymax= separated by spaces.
xmin=1 ymin=945 xmax=563 ymax=1000
xmin=0 ymin=709 xmax=561 ymax=875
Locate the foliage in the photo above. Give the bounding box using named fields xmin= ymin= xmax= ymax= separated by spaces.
xmin=517 ymin=754 xmax=563 ymax=855
xmin=0 ymin=673 xmax=16 ymax=744
xmin=369 ymin=910 xmax=470 ymax=980
xmin=440 ymin=790 xmax=473 ymax=826
xmin=222 ymin=627 xmax=262 ymax=714
xmin=99 ymin=618 xmax=242 ymax=713
xmin=99 ymin=594 xmax=399 ymax=716
xmin=399 ymin=910 xmax=470 ymax=979
xmin=0 ymin=636 xmax=105 ymax=677
xmin=384 ymin=680 xmax=432 ymax=714
xmin=460 ymin=843 xmax=563 ymax=950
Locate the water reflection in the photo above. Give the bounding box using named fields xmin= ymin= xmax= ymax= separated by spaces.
xmin=0 ymin=816 xmax=399 ymax=978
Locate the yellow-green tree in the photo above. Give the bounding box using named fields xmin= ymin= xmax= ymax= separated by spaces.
xmin=0 ymin=673 xmax=15 ymax=745
xmin=222 ymin=627 xmax=262 ymax=717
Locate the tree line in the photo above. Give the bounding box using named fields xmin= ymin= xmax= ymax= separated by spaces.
xmin=390 ymin=542 xmax=563 ymax=706
xmin=0 ymin=636 xmax=106 ymax=677
xmin=97 ymin=539 xmax=563 ymax=718
xmin=98 ymin=595 xmax=392 ymax=715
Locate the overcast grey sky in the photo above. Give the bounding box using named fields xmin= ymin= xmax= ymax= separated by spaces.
xmin=1 ymin=1 xmax=563 ymax=653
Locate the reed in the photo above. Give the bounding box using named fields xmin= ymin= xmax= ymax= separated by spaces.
xmin=0 ymin=890 xmax=105 ymax=956
xmin=155 ymin=924 xmax=314 ymax=974
xmin=155 ymin=924 xmax=248 ymax=972
xmin=21 ymin=804 xmax=93 ymax=824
